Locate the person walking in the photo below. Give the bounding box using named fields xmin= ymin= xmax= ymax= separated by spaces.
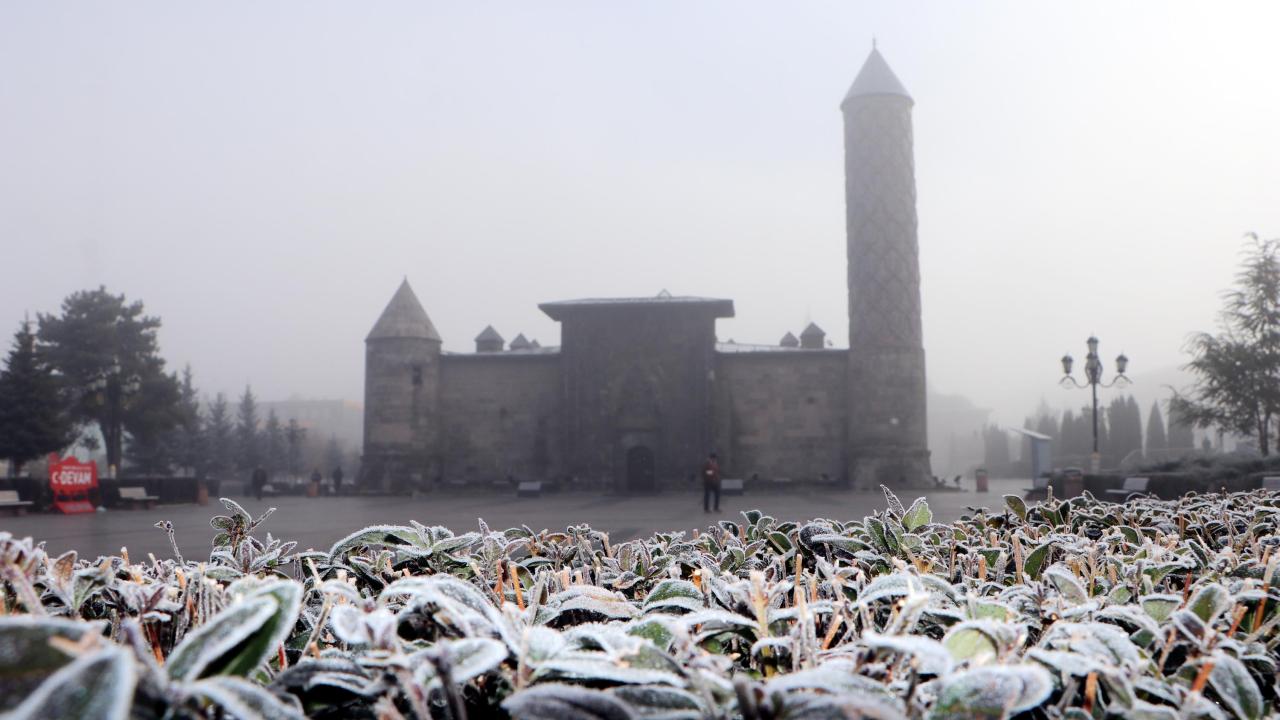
xmin=251 ymin=465 xmax=267 ymax=501
xmin=701 ymin=452 xmax=721 ymax=513
xmin=331 ymin=465 xmax=344 ymax=496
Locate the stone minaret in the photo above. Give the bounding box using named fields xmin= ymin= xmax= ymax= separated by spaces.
xmin=842 ymin=46 xmax=932 ymax=488
xmin=362 ymin=279 xmax=442 ymax=491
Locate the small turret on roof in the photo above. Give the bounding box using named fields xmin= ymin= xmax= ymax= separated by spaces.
xmin=780 ymin=332 xmax=800 ymax=348
xmin=367 ymin=279 xmax=441 ymax=343
xmin=475 ymin=325 xmax=504 ymax=353
xmin=800 ymin=322 xmax=826 ymax=349
xmin=529 ymin=339 xmax=541 ymax=349
xmin=509 ymin=333 xmax=532 ymax=351
xmin=842 ymin=45 xmax=911 ymax=107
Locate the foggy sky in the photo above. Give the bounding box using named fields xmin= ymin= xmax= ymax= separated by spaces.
xmin=2 ymin=2 xmax=1279 ymax=426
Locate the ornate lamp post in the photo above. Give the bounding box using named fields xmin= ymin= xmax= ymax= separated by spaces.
xmin=1060 ymin=336 xmax=1130 ymax=473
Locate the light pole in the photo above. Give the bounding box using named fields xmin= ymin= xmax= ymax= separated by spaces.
xmin=1060 ymin=336 xmax=1130 ymax=473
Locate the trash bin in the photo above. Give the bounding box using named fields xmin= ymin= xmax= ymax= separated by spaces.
xmin=975 ymin=468 xmax=989 ymax=493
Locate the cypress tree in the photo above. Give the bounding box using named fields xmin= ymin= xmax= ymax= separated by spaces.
xmin=235 ymin=386 xmax=261 ymax=473
xmin=1146 ymin=401 xmax=1167 ymax=455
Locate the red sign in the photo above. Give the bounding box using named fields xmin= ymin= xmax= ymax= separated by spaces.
xmin=48 ymin=454 xmax=98 ymax=514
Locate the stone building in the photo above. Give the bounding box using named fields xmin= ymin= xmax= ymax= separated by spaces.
xmin=361 ymin=46 xmax=932 ymax=492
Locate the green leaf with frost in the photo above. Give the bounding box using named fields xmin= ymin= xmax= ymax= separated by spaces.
xmin=0 ymin=617 xmax=99 ymax=710
xmin=1188 ymin=583 xmax=1232 ymax=623
xmin=502 ymin=683 xmax=636 ymax=720
xmin=929 ymin=665 xmax=1053 ymax=720
xmin=902 ymin=498 xmax=932 ymax=530
xmin=188 ymin=675 xmax=305 ymax=720
xmin=6 ymin=645 xmax=135 ymax=720
xmin=1207 ymin=653 xmax=1263 ymax=720
xmin=641 ymin=579 xmax=703 ymax=614
xmin=1004 ymin=495 xmax=1027 ymax=522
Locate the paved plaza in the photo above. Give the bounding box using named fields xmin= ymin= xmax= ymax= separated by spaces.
xmin=0 ymin=479 xmax=1027 ymax=561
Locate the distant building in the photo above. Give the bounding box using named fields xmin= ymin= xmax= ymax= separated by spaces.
xmin=361 ymin=47 xmax=932 ymax=492
xmin=260 ymin=398 xmax=362 ymax=447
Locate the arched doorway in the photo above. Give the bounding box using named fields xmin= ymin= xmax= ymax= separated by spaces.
xmin=626 ymin=445 xmax=656 ymax=493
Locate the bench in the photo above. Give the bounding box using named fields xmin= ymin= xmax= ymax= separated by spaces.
xmin=1262 ymin=476 xmax=1280 ymax=491
xmin=0 ymin=490 xmax=32 ymax=516
xmin=517 ymin=481 xmax=542 ymax=498
xmin=118 ymin=486 xmax=159 ymax=510
xmin=1104 ymin=476 xmax=1149 ymax=502
xmin=721 ymin=478 xmax=745 ymax=496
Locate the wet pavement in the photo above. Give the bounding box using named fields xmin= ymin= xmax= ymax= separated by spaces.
xmin=0 ymin=478 xmax=1029 ymax=561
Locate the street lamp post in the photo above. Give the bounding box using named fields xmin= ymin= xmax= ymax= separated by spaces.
xmin=1060 ymin=336 xmax=1130 ymax=473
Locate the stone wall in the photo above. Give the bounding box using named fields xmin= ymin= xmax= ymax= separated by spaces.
xmin=438 ymin=354 xmax=560 ymax=486
xmin=363 ymin=336 xmax=440 ymax=489
xmin=715 ymin=351 xmax=849 ymax=482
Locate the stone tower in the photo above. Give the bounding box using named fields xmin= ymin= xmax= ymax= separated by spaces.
xmin=842 ymin=46 xmax=932 ymax=488
xmin=362 ymin=279 xmax=442 ymax=491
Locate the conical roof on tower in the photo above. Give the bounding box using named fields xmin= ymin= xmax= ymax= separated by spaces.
xmin=475 ymin=325 xmax=503 ymax=343
xmin=842 ymin=45 xmax=911 ymax=105
xmin=366 ymin=279 xmax=441 ymax=342
xmin=800 ymin=322 xmax=826 ymax=339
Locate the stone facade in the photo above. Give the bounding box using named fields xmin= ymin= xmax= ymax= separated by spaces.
xmin=361 ymin=47 xmax=932 ymax=491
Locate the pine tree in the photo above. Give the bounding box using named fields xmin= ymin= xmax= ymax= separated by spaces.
xmin=172 ymin=366 xmax=205 ymax=476
xmin=1146 ymin=401 xmax=1167 ymax=455
xmin=263 ymin=410 xmax=284 ymax=477
xmin=204 ymin=393 xmax=235 ymax=482
xmin=285 ymin=418 xmax=307 ymax=476
xmin=234 ymin=386 xmax=261 ymax=473
xmin=0 ymin=319 xmax=71 ymax=476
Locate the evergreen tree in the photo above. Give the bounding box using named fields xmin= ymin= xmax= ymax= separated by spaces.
xmin=172 ymin=366 xmax=205 ymax=476
xmin=204 ymin=393 xmax=235 ymax=482
xmin=1146 ymin=401 xmax=1167 ymax=455
xmin=123 ymin=368 xmax=185 ymax=474
xmin=1167 ymin=403 xmax=1196 ymax=452
xmin=234 ymin=386 xmax=261 ymax=473
xmin=285 ymin=418 xmax=307 ymax=476
xmin=1172 ymin=234 xmax=1280 ymax=455
xmin=37 ymin=287 xmax=181 ymax=472
xmin=263 ymin=410 xmax=284 ymax=477
xmin=0 ymin=319 xmax=71 ymax=476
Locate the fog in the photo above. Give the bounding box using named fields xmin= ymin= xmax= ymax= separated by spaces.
xmin=3 ymin=1 xmax=1279 ymax=430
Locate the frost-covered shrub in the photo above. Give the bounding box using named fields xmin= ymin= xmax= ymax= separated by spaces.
xmin=0 ymin=491 xmax=1278 ymax=719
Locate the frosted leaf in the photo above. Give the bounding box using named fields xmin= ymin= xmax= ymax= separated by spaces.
xmin=7 ymin=645 xmax=135 ymax=720
xmin=941 ymin=621 xmax=1020 ymax=664
xmin=522 ymin=625 xmax=566 ymax=664
xmin=329 ymin=605 xmax=371 ymax=646
xmin=1043 ymin=564 xmax=1088 ymax=603
xmin=763 ymin=659 xmax=894 ymax=697
xmin=809 ymin=534 xmax=871 ymax=554
xmin=188 ymin=675 xmax=306 ymax=720
xmin=533 ymin=654 xmax=682 ymax=686
xmin=862 ymin=632 xmax=954 ymax=676
xmin=1207 ymin=653 xmax=1264 ymax=720
xmin=0 ymin=616 xmax=101 ymax=709
xmin=929 ymin=665 xmax=1053 ymax=719
xmin=502 ymin=683 xmax=636 ymax=720
xmin=678 ymin=609 xmax=757 ymax=634
xmin=607 ymin=684 xmax=701 ymax=712
xmin=166 ymin=597 xmax=277 ymax=681
xmin=413 ymin=637 xmax=509 ymax=690
xmin=327 ymin=525 xmax=425 ymax=559
xmin=1040 ymin=621 xmax=1142 ymax=668
xmin=626 ymin=617 xmax=675 ymax=650
xmin=776 ymin=693 xmax=908 ymax=720
xmin=859 ymin=574 xmax=918 ymax=605
xmin=1026 ymin=648 xmax=1102 ymax=678
xmin=1124 ymin=700 xmax=1181 ymax=720
xmin=1188 ymin=583 xmax=1232 ymax=623
xmin=902 ymin=498 xmax=932 ymax=531
xmin=751 ymin=637 xmax=792 ymax=659
xmin=641 ymin=579 xmax=703 ymax=614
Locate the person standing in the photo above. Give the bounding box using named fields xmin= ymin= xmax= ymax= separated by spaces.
xmin=251 ymin=465 xmax=267 ymax=501
xmin=331 ymin=465 xmax=344 ymax=496
xmin=702 ymin=452 xmax=721 ymax=513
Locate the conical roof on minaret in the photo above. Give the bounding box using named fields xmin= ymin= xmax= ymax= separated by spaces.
xmin=842 ymin=45 xmax=912 ymax=106
xmin=366 ymin=279 xmax=441 ymax=342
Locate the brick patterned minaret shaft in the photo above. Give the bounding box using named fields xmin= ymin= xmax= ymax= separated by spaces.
xmin=842 ymin=46 xmax=932 ymax=488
